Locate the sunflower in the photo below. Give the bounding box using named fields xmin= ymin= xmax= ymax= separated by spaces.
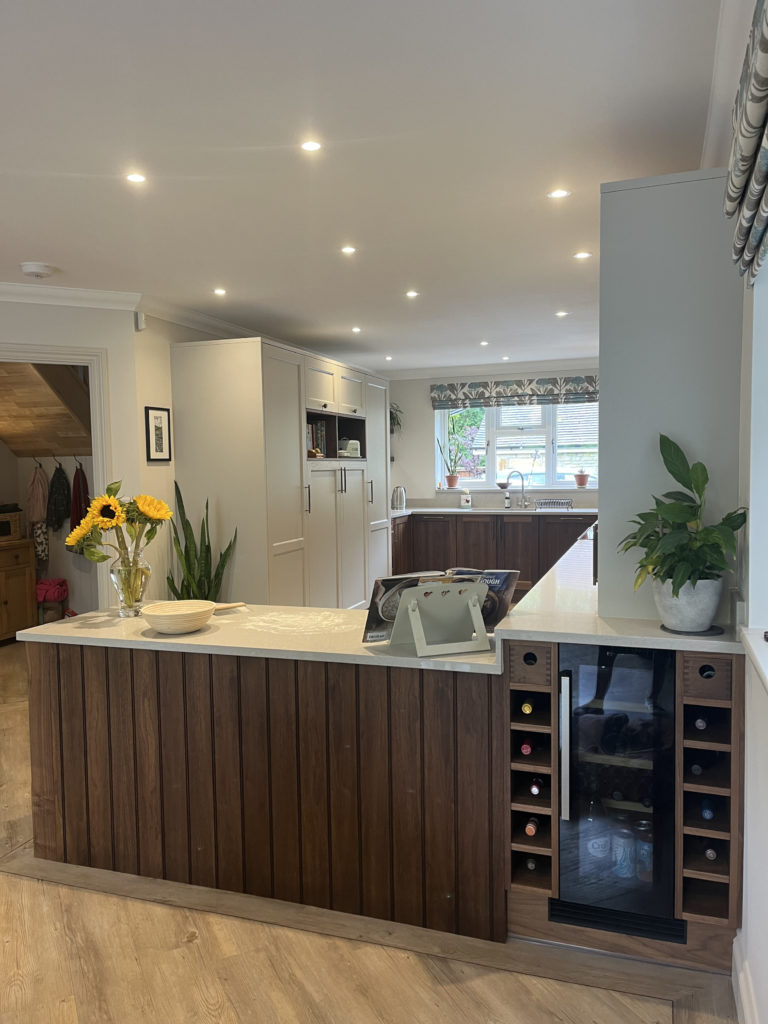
xmin=88 ymin=494 xmax=126 ymax=530
xmin=65 ymin=514 xmax=95 ymax=547
xmin=133 ymin=494 xmax=172 ymax=521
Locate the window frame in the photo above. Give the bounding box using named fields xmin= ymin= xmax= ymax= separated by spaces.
xmin=435 ymin=403 xmax=598 ymax=490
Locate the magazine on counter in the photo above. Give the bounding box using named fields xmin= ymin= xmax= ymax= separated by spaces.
xmin=362 ymin=568 xmax=519 ymax=643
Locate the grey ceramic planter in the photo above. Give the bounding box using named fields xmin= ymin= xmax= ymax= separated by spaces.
xmin=651 ymin=577 xmax=723 ymax=633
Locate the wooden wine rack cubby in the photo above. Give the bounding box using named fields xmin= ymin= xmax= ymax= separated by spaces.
xmin=506 ymin=641 xmax=558 ymax=894
xmin=675 ymin=652 xmax=744 ymax=927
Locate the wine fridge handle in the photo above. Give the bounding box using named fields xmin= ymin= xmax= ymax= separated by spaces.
xmin=560 ymin=671 xmax=571 ymax=821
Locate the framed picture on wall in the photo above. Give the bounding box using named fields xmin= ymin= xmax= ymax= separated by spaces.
xmin=144 ymin=406 xmax=172 ymax=462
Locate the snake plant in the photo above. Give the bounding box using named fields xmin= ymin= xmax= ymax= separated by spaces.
xmin=166 ymin=482 xmax=237 ymax=601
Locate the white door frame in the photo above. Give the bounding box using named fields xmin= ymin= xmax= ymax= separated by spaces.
xmin=0 ymin=343 xmax=111 ymax=608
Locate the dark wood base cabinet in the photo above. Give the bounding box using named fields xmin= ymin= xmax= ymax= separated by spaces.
xmin=27 ymin=644 xmax=509 ymax=943
xmin=400 ymin=513 xmax=597 ymax=596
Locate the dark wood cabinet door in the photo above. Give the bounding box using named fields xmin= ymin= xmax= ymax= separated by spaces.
xmin=409 ymin=515 xmax=457 ymax=572
xmin=455 ymin=514 xmax=497 ymax=569
xmin=497 ymin=515 xmax=539 ymax=595
xmin=391 ymin=516 xmax=411 ymax=574
xmin=537 ymin=515 xmax=597 ymax=579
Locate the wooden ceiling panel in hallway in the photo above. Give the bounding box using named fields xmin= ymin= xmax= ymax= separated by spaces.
xmin=0 ymin=363 xmax=91 ymax=457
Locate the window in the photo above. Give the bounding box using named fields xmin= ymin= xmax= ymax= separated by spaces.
xmin=435 ymin=403 xmax=598 ymax=488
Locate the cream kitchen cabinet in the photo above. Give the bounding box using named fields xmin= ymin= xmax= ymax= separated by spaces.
xmin=364 ymin=375 xmax=390 ymax=594
xmin=306 ymin=462 xmax=368 ymax=609
xmin=171 ymin=338 xmax=307 ymax=606
xmin=305 ymin=357 xmax=366 ymax=417
xmin=0 ymin=540 xmax=36 ymax=641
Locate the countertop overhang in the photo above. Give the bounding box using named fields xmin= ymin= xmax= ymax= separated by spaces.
xmin=390 ymin=507 xmax=598 ymax=518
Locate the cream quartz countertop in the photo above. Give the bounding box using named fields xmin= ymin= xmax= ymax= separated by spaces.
xmin=16 ymin=604 xmax=503 ymax=675
xmin=390 ymin=507 xmax=598 ymax=518
xmin=496 ymin=537 xmax=743 ymax=654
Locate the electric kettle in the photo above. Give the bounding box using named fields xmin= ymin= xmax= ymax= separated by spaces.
xmin=391 ymin=486 xmax=406 ymax=510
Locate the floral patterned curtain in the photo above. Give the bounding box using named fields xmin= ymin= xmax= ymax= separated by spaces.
xmin=429 ymin=375 xmax=599 ymax=410
xmin=725 ymin=0 xmax=768 ymax=285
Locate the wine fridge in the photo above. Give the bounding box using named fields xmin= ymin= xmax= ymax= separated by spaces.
xmin=551 ymin=644 xmax=684 ymax=939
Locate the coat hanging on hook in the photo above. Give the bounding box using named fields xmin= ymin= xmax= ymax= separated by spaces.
xmin=47 ymin=463 xmax=71 ymax=532
xmin=70 ymin=461 xmax=90 ymax=531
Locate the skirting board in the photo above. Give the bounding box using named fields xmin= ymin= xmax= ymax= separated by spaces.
xmin=732 ymin=935 xmax=759 ymax=1024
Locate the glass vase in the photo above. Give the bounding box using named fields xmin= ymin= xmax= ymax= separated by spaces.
xmin=110 ymin=554 xmax=151 ymax=617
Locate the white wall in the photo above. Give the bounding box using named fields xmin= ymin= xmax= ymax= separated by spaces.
xmin=389 ymin=362 xmax=600 ymax=509
xmin=0 ymin=439 xmax=18 ymax=504
xmin=0 ymin=301 xmax=218 ymax=606
xmin=598 ymin=170 xmax=744 ymax=620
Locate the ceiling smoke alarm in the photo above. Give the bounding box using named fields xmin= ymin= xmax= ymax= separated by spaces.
xmin=20 ymin=262 xmax=58 ymax=279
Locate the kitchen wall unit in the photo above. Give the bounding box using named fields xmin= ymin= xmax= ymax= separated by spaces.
xmin=172 ymin=338 xmax=389 ymax=608
xmin=0 ymin=539 xmax=36 ymax=640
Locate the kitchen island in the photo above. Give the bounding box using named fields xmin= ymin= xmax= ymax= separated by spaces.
xmin=19 ymin=604 xmax=508 ymax=942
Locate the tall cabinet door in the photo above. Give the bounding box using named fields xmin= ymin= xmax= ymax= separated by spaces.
xmin=263 ymin=346 xmax=308 ymax=605
xmin=339 ymin=465 xmax=368 ymax=609
xmin=364 ymin=376 xmax=390 ymax=593
xmin=306 ymin=465 xmax=340 ymax=608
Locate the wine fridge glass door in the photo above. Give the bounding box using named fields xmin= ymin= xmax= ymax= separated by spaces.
xmin=557 ymin=644 xmax=676 ymax=919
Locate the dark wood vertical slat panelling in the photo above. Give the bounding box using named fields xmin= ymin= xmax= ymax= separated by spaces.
xmin=132 ymin=649 xmax=163 ymax=879
xmin=390 ymin=667 xmax=424 ymax=927
xmin=455 ymin=674 xmax=491 ymax=939
xmin=82 ymin=646 xmax=112 ymax=869
xmin=422 ymin=670 xmax=456 ymax=934
xmin=241 ymin=658 xmax=272 ymax=897
xmin=327 ymin=663 xmax=360 ymax=915
xmin=26 ymin=643 xmax=64 ymax=861
xmin=107 ymin=648 xmax=138 ymax=874
xmin=184 ymin=653 xmax=216 ymax=888
xmin=211 ymin=655 xmax=244 ymax=892
xmin=158 ymin=652 xmax=189 ymax=883
xmin=297 ymin=661 xmax=330 ymax=909
xmin=268 ymin=658 xmax=302 ymax=902
xmin=489 ymin=673 xmax=510 ymax=941
xmin=58 ymin=645 xmax=88 ymax=865
xmin=358 ymin=666 xmax=392 ymax=921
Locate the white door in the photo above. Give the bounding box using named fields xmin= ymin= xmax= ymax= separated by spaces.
xmin=338 ymin=464 xmax=368 ymax=609
xmin=305 ymin=358 xmax=338 ymax=412
xmin=305 ymin=465 xmax=340 ymax=608
xmin=263 ymin=346 xmax=307 ymax=605
xmin=338 ymin=370 xmax=365 ymax=417
xmin=364 ymin=377 xmax=391 ymax=592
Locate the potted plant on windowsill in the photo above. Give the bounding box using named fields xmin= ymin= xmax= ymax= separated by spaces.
xmin=618 ymin=435 xmax=747 ymax=633
xmin=436 ymin=417 xmax=465 ymax=488
xmin=574 ymin=468 xmax=590 ymax=488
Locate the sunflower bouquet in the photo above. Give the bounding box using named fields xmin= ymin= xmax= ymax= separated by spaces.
xmin=66 ymin=481 xmax=172 ymax=614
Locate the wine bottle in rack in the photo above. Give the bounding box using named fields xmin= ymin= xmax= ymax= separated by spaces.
xmin=529 ymin=776 xmax=544 ymax=797
xmin=519 ymin=737 xmax=538 ymax=757
xmin=693 ymin=714 xmax=708 ymax=731
xmin=524 ymin=816 xmax=540 ymax=837
xmin=700 ymin=798 xmax=715 ymax=821
xmin=704 ymin=844 xmax=718 ymax=861
xmin=521 ymin=700 xmax=534 ymax=716
xmin=525 ymin=857 xmax=537 ymax=871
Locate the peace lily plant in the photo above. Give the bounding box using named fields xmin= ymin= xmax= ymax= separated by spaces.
xmin=66 ymin=482 xmax=172 ymax=615
xmin=618 ymin=435 xmax=747 ymax=631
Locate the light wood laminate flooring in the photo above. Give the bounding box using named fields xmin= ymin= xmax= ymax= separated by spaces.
xmin=0 ymin=640 xmax=734 ymax=1023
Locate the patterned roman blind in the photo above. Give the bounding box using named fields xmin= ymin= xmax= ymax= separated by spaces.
xmin=725 ymin=0 xmax=768 ymax=285
xmin=429 ymin=375 xmax=598 ymax=410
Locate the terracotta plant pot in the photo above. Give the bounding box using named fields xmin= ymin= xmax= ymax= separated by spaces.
xmin=574 ymin=473 xmax=590 ymax=488
xmin=446 ymin=474 xmax=459 ymax=488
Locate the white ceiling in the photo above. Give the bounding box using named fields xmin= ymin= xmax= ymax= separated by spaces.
xmin=0 ymin=0 xmax=748 ymax=372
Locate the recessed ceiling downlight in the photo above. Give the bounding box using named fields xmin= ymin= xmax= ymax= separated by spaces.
xmin=21 ymin=261 xmax=58 ymax=279
xmin=214 ymin=288 xmax=226 ymax=296
xmin=341 ymin=246 xmax=356 ymax=255
xmin=547 ymin=188 xmax=571 ymax=199
xmin=301 ymin=140 xmax=322 ymax=152
xmin=125 ymin=172 xmax=146 ymax=183
xmin=406 ymin=290 xmax=419 ymax=298
xmin=352 ymin=326 xmax=361 ymax=333
xmin=480 ymin=340 xmax=489 ymax=346
xmin=385 ymin=356 xmax=393 ymax=361
xmin=573 ymin=251 xmax=593 ymax=260
xmin=555 ymin=311 xmax=569 ymax=317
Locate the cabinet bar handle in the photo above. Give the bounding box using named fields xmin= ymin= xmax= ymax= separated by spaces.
xmin=339 ymin=469 xmax=344 ymax=493
xmin=369 ymin=480 xmax=374 ymax=504
xmin=305 ymin=484 xmax=311 ymax=514
xmin=560 ymin=671 xmax=571 ymax=821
